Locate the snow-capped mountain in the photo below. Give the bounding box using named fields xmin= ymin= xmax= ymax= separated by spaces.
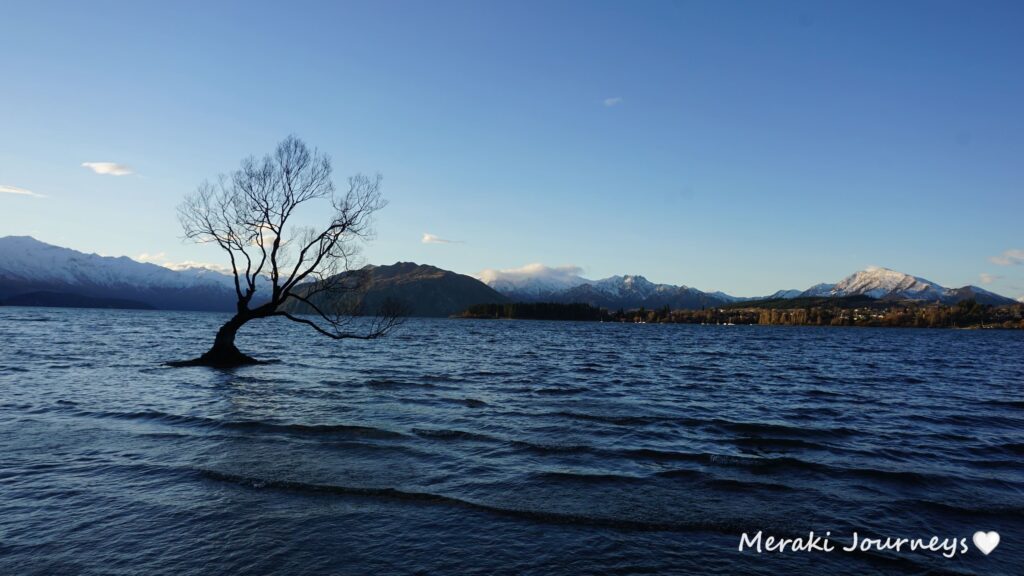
xmin=0 ymin=236 xmax=233 ymax=289
xmin=799 ymin=267 xmax=1016 ymax=306
xmin=801 ymin=283 xmax=838 ymax=297
xmin=828 ymin=267 xmax=945 ymax=300
xmin=765 ymin=289 xmax=803 ymax=300
xmin=476 ymin=264 xmax=588 ymax=300
xmin=483 ymin=270 xmax=736 ymax=310
xmin=7 ymin=238 xmax=1017 ymax=312
xmin=482 ymin=263 xmax=1018 ymax=309
xmin=0 ymin=236 xmax=240 ymax=311
xmin=590 ymin=275 xmax=662 ymax=299
xmin=562 ymin=278 xmax=731 ymax=310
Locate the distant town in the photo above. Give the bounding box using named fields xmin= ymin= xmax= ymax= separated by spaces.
xmin=460 ymin=297 xmax=1024 ymax=329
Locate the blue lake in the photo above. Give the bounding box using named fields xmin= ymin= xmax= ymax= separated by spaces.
xmin=1 ymin=307 xmax=1022 ymax=575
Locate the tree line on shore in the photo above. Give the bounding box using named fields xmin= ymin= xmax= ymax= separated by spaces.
xmin=459 ymin=299 xmax=1024 ymax=329
xmin=459 ymin=302 xmax=606 ymax=321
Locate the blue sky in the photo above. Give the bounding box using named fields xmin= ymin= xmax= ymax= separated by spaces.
xmin=1 ymin=0 xmax=1022 ymax=297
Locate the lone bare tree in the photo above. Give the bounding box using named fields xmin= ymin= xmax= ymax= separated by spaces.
xmin=172 ymin=136 xmax=402 ymax=367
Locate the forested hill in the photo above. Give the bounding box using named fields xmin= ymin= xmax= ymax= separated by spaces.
xmin=279 ymin=262 xmax=509 ymax=318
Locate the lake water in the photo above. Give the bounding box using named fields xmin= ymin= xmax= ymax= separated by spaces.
xmin=1 ymin=307 xmax=1022 ymax=575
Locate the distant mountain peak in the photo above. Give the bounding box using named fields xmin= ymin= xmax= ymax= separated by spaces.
xmin=766 ymin=289 xmax=802 ymax=300
xmin=831 ymin=267 xmax=944 ymax=300
xmin=799 ymin=267 xmax=1015 ymax=305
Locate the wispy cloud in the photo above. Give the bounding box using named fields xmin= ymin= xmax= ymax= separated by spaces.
xmin=82 ymin=162 xmax=133 ymax=176
xmin=603 ymin=96 xmax=623 ymax=107
xmin=979 ymin=273 xmax=1003 ymax=285
xmin=990 ymin=249 xmax=1024 ymax=266
xmin=0 ymin=184 xmax=46 ymax=198
xmin=422 ymin=233 xmax=461 ymax=244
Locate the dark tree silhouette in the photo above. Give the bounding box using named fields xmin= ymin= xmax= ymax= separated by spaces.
xmin=170 ymin=136 xmax=402 ymax=367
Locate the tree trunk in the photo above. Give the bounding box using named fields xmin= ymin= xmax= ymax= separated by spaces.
xmin=167 ymin=314 xmax=260 ymax=367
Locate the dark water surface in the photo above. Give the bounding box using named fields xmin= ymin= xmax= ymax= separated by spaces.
xmin=1 ymin=308 xmax=1022 ymax=575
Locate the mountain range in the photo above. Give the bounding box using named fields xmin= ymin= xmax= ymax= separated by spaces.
xmin=479 ymin=266 xmax=1017 ymax=308
xmin=0 ymin=236 xmax=239 ymax=311
xmin=0 ymin=236 xmax=1017 ymax=314
xmin=0 ymin=236 xmax=506 ymax=316
xmin=524 ymin=275 xmax=732 ymax=310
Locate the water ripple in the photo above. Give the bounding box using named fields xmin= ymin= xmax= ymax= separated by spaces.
xmin=1 ymin=309 xmax=1022 ymax=575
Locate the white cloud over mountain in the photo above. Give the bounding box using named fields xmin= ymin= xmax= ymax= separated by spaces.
xmin=477 ymin=263 xmax=588 ymax=296
xmin=136 ymin=252 xmax=233 ymax=274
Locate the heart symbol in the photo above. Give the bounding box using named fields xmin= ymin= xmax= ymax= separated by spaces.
xmin=973 ymin=531 xmax=1000 ymax=555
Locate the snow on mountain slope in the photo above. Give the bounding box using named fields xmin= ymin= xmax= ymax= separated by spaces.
xmin=0 ymin=236 xmax=234 ymax=289
xmin=478 ymin=260 xmax=1020 ymax=309
xmin=801 ymin=283 xmax=837 ymax=297
xmin=765 ymin=289 xmax=802 ymax=299
xmin=477 ymin=264 xmax=588 ymax=298
xmin=0 ymin=236 xmax=246 ymax=310
xmin=591 ymin=275 xmax=664 ymax=299
xmin=828 ymin=267 xmax=946 ymax=300
xmin=481 ymin=265 xmax=738 ymax=309
xmin=798 ymin=267 xmax=1016 ymax=305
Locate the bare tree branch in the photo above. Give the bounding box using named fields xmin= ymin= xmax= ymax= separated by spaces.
xmin=175 ymin=136 xmax=402 ymax=366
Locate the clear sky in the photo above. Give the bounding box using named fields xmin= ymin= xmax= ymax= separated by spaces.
xmin=1 ymin=0 xmax=1022 ymax=298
